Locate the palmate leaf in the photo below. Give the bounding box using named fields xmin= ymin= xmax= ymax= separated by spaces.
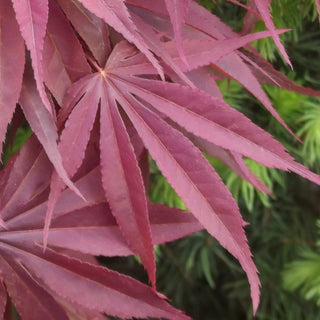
xmin=0 ymin=136 xmax=199 ymax=320
xmin=106 ymin=42 xmax=320 ymax=185
xmin=52 ymin=40 xmax=264 ymax=313
xmin=46 ymin=70 xmax=156 ymax=288
xmin=57 ymin=38 xmax=320 ymax=313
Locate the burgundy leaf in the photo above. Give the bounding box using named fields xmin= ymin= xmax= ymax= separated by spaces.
xmin=57 ymin=74 xmax=95 ymax=128
xmin=254 ymin=0 xmax=292 ymax=68
xmin=44 ymin=75 xmax=100 ymax=248
xmin=241 ymin=0 xmax=260 ymax=34
xmin=129 ymin=13 xmax=193 ymax=85
xmin=183 ymin=68 xmax=223 ymax=99
xmin=99 ymin=84 xmax=156 ymax=287
xmin=0 ymin=138 xmax=194 ymax=318
xmin=115 ymin=77 xmax=320 ymax=186
xmin=212 ymin=54 xmax=299 ymax=139
xmin=164 ymin=0 xmax=191 ymax=64
xmin=43 ymin=0 xmax=91 ymax=104
xmin=0 ymin=136 xmax=50 ymax=221
xmin=128 ymin=1 xmax=296 ymax=137
xmin=191 ymin=136 xmax=270 ymax=194
xmin=0 ymin=0 xmax=25 ymax=154
xmin=241 ymin=50 xmax=320 ymax=97
xmin=12 ymin=0 xmax=53 ymax=114
xmin=19 ymin=65 xmax=83 ymax=201
xmin=5 ymin=167 xmax=104 ymax=231
xmin=0 ymin=254 xmax=68 ymax=320
xmin=0 ymin=143 xmax=200 ymax=256
xmin=56 ymin=297 xmax=111 ymax=320
xmin=128 ymin=0 xmax=235 ymax=41
xmin=57 ymin=0 xmax=111 ymax=66
xmin=108 ymin=86 xmax=261 ymax=313
xmin=2 ymin=2 xmax=319 ymax=318
xmin=78 ymin=0 xmax=163 ymax=75
xmin=163 ymin=30 xmax=287 ymax=72
xmin=0 ymin=245 xmax=191 ymax=320
xmin=0 ymin=202 xmax=202 ymax=258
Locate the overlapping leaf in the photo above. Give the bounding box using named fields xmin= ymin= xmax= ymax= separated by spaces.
xmin=0 ymin=136 xmax=201 ymax=319
xmin=19 ymin=64 xmax=82 ymax=201
xmin=57 ymin=0 xmax=111 ymax=66
xmin=164 ymin=0 xmax=191 ymax=63
xmin=77 ymin=0 xmax=163 ymax=75
xmin=49 ymin=40 xmax=261 ymax=313
xmin=43 ymin=0 xmax=91 ymax=105
xmin=54 ymin=39 xmax=320 ymax=313
xmin=127 ymin=0 xmax=313 ymax=137
xmin=0 ymin=0 xmax=25 ymax=155
xmin=11 ymin=0 xmax=52 ymax=114
xmin=253 ymin=0 xmax=292 ymax=67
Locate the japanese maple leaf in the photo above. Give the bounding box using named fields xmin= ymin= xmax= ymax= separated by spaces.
xmin=126 ymin=0 xmax=306 ymax=138
xmin=43 ymin=39 xmax=260 ymax=313
xmin=53 ymin=39 xmax=320 ymax=313
xmin=0 ymin=135 xmax=201 ymax=320
xmin=0 ymin=0 xmax=25 ymax=155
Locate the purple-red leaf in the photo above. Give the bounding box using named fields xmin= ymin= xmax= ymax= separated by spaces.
xmin=253 ymin=0 xmax=292 ymax=68
xmin=0 ymin=245 xmax=191 ymax=320
xmin=108 ymin=86 xmax=261 ymax=312
xmin=57 ymin=0 xmax=111 ymax=66
xmin=44 ymin=74 xmax=100 ymax=249
xmin=164 ymin=0 xmax=191 ymax=64
xmin=0 ymin=137 xmax=50 ymax=222
xmin=12 ymin=0 xmax=53 ymax=114
xmin=128 ymin=0 xmax=296 ymax=137
xmin=78 ymin=0 xmax=163 ymax=75
xmin=213 ymin=54 xmax=298 ymax=139
xmin=19 ymin=65 xmax=83 ymax=202
xmin=241 ymin=50 xmax=320 ymax=97
xmin=43 ymin=0 xmax=91 ymax=104
xmin=191 ymin=136 xmax=270 ymax=194
xmin=0 ymin=254 xmax=69 ymax=320
xmin=1 ymin=201 xmax=202 ymax=258
xmin=0 ymin=138 xmax=196 ymax=319
xmin=99 ymin=83 xmax=156 ymax=287
xmin=0 ymin=0 xmax=25 ymax=154
xmin=163 ymin=30 xmax=287 ymax=72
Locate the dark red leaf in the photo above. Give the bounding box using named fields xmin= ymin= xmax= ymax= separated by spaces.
xmin=0 ymin=0 xmax=25 ymax=154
